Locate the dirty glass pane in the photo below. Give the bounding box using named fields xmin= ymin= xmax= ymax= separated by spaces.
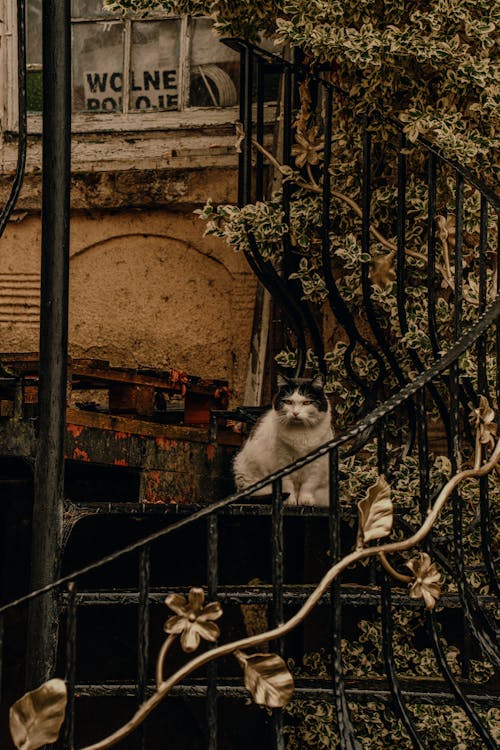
xmin=189 ymin=18 xmax=239 ymax=108
xmin=72 ymin=22 xmax=125 ymax=113
xmin=27 ymin=0 xmax=42 ymax=66
xmin=71 ymin=0 xmax=118 ymax=16
xmin=130 ymin=21 xmax=181 ymax=111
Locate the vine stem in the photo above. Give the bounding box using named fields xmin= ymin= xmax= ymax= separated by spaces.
xmin=78 ymin=437 xmax=500 ymax=750
xmin=155 ymin=634 xmax=176 ymax=689
xmin=378 ymin=551 xmax=412 ymax=583
xmin=250 ymin=136 xmax=488 ymax=305
xmin=250 ymin=137 xmax=397 ymax=253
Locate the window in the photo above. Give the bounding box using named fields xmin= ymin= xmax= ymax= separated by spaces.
xmin=14 ymin=0 xmax=241 ymax=132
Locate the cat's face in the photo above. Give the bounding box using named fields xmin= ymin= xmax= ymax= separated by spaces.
xmin=273 ymin=374 xmax=329 ymax=427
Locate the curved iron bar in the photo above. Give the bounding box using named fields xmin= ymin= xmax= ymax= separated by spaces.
xmin=224 ymin=39 xmax=499 ymax=213
xmin=329 ymin=448 xmax=363 ymax=750
xmin=1 ymin=293 xmax=499 ymax=619
xmin=476 ymin=202 xmax=500 ymax=598
xmin=380 ymin=573 xmax=426 ymax=750
xmin=358 ymin=119 xmax=417 ymax=443
xmin=320 ymin=89 xmax=388 ymax=399
xmin=396 ymin=508 xmax=500 ymax=671
xmin=244 ymin=228 xmax=308 ymax=376
xmin=74 ymin=440 xmax=500 ymax=750
xmin=0 ymin=0 xmax=27 ymax=238
xmin=426 ymin=611 xmax=498 ymax=748
xmin=394 ymin=132 xmax=456 ymax=448
xmin=283 ymin=229 xmax=327 ymax=372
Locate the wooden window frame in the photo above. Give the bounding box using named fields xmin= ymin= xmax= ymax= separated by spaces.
xmin=1 ymin=2 xmax=239 ymax=136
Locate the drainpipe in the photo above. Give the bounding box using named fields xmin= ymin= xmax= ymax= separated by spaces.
xmin=26 ymin=0 xmax=71 ymax=689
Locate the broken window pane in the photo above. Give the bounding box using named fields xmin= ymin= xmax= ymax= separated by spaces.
xmin=189 ymin=18 xmax=239 ymax=108
xmin=130 ymin=21 xmax=181 ymax=111
xmin=72 ymin=22 xmax=125 ymax=113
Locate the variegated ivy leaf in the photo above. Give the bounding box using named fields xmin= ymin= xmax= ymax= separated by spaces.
xmin=10 ymin=679 xmax=67 ymax=750
xmin=235 ymin=650 xmax=295 ymax=708
xmin=357 ymin=476 xmax=393 ymax=548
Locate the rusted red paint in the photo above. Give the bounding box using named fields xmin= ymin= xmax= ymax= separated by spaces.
xmin=155 ymin=437 xmax=172 ymax=451
xmin=114 ymin=431 xmax=131 ymax=441
xmin=114 ymin=458 xmax=128 ymax=466
xmin=206 ymin=444 xmax=216 ymax=462
xmin=67 ymin=424 xmax=84 ymax=438
xmin=73 ymin=447 xmax=90 ymax=462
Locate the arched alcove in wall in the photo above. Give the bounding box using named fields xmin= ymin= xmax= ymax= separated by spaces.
xmin=69 ymin=233 xmax=236 ymax=379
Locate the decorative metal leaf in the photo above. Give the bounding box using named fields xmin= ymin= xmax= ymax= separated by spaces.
xmin=357 ymin=476 xmax=393 ymax=548
xmin=10 ymin=679 xmax=67 ymax=750
xmin=406 ymin=552 xmax=442 ymax=610
xmin=235 ymin=650 xmax=294 ymax=708
xmin=469 ymin=395 xmax=497 ymax=447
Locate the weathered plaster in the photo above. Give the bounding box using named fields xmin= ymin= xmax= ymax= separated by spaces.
xmin=0 ymin=207 xmax=257 ymax=403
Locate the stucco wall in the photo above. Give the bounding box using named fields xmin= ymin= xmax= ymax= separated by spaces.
xmin=0 ymin=208 xmax=257 ymax=403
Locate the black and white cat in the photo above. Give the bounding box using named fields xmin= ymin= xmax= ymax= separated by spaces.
xmin=233 ymin=373 xmax=333 ymax=506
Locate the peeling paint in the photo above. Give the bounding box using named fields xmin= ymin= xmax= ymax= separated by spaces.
xmin=67 ymin=423 xmax=85 ymax=438
xmin=155 ymin=436 xmax=172 ymax=451
xmin=73 ymin=447 xmax=90 ymax=462
xmin=114 ymin=431 xmax=131 ymax=441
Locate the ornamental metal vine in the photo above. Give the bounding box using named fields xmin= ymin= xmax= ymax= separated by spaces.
xmin=9 ymin=400 xmax=500 ymax=750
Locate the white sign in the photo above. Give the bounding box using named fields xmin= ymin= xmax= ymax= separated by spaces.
xmin=84 ymin=68 xmax=178 ymax=111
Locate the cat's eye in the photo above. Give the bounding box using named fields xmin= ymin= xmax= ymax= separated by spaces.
xmin=303 ymin=400 xmax=313 ymax=405
xmin=283 ymin=399 xmax=293 ymax=405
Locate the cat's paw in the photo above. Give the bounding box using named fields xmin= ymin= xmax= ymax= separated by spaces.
xmin=284 ymin=492 xmax=298 ymax=505
xmin=297 ymin=492 xmax=316 ymax=506
xmin=298 ymin=490 xmax=329 ymax=506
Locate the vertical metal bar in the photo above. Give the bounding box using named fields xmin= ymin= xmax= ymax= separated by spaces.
xmin=282 ymin=66 xmax=292 ymax=278
xmin=26 ymin=0 xmax=71 ymax=690
xmin=136 ymin=548 xmax=150 ymax=750
xmin=271 ymin=478 xmax=284 ymax=750
xmin=427 ymin=611 xmax=497 ymax=748
xmin=0 ymin=613 xmax=4 ymax=707
xmin=207 ymin=514 xmax=218 ymax=750
xmin=426 ymin=153 xmax=440 ymax=356
xmin=396 ymin=131 xmax=407 ymax=332
xmin=62 ymin=582 xmax=76 ymax=750
xmin=454 ymin=174 xmax=464 ymax=342
xmin=243 ymin=45 xmax=253 ymax=205
xmin=416 ymin=389 xmax=430 ymax=517
xmin=477 ymin=195 xmax=488 ymax=382
xmin=329 ymin=448 xmax=361 ymax=750
xmin=0 ymin=0 xmax=27 ymax=238
xmin=237 ymin=47 xmax=246 ymax=207
xmin=477 ymin=200 xmax=500 ymax=597
xmin=497 ymin=217 xmax=500 ymax=437
xmin=380 ymin=575 xmax=426 ymax=750
xmin=361 ymin=116 xmax=371 ymax=274
xmin=376 ymin=419 xmax=387 ymax=476
xmin=255 ymin=59 xmax=264 ymax=202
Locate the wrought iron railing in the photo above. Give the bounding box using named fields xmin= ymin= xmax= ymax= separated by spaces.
xmin=0 ymin=25 xmax=499 ymax=750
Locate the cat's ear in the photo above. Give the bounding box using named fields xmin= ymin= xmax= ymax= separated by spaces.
xmin=311 ymin=373 xmax=324 ymax=390
xmin=276 ymin=373 xmax=290 ymax=389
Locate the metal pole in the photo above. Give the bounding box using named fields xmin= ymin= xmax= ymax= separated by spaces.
xmin=26 ymin=0 xmax=71 ymax=689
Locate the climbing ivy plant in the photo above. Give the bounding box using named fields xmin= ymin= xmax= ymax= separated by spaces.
xmin=104 ymin=1 xmax=498 ymax=747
